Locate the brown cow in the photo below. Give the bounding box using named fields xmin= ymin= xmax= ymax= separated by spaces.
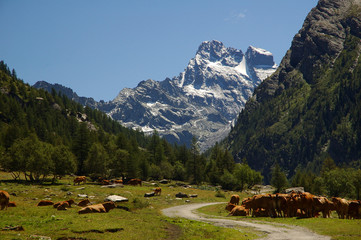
xmin=78 ymin=199 xmax=90 ymax=207
xmin=54 ymin=199 xmax=75 ymax=209
xmin=127 ymin=178 xmax=142 ymax=186
xmin=225 ymin=202 xmax=237 ymax=212
xmin=8 ymin=201 xmax=16 ymax=207
xmin=313 ymin=197 xmax=334 ymax=218
xmin=0 ymin=190 xmax=10 ymax=210
xmin=112 ymin=179 xmax=123 ymax=184
xmin=272 ymin=193 xmax=288 ymax=217
xmin=229 ymin=205 xmax=249 ymax=216
xmin=57 ymin=201 xmax=70 ymax=211
xmin=253 ymin=208 xmax=269 ymax=217
xmin=229 ymin=194 xmax=240 ymax=205
xmin=78 ymin=201 xmax=116 ymax=214
xmin=243 ymin=195 xmax=275 ymax=217
xmin=102 ymin=179 xmax=111 ymax=185
xmin=347 ymin=200 xmax=361 ymax=219
xmin=332 ymin=197 xmax=349 ymax=219
xmin=73 ymin=176 xmax=86 ymax=185
xmin=299 ymin=192 xmax=315 ymax=218
xmin=154 ymin=187 xmax=162 ymax=196
xmin=37 ymin=200 xmax=54 ymax=206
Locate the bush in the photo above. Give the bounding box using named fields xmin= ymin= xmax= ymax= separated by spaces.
xmin=215 ymin=191 xmax=226 ymax=198
xmin=132 ymin=197 xmax=150 ymax=209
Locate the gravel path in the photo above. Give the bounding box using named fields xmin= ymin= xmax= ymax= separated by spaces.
xmin=162 ymin=202 xmax=331 ymax=240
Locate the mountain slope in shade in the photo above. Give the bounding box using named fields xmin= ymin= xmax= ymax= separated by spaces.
xmin=226 ymin=0 xmax=361 ymax=181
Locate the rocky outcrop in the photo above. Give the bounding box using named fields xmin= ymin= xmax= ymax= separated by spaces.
xmin=254 ymin=0 xmax=361 ymax=102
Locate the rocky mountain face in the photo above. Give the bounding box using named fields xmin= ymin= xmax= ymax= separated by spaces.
xmin=254 ymin=0 xmax=361 ymax=103
xmin=226 ymin=0 xmax=361 ymax=181
xmin=105 ymin=40 xmax=276 ymax=150
xmin=34 ymin=40 xmax=276 ymax=151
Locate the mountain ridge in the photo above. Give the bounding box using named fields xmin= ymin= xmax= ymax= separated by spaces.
xmin=35 ymin=40 xmax=277 ymax=151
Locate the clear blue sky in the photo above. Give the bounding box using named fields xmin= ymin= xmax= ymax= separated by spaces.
xmin=0 ymin=0 xmax=318 ymax=101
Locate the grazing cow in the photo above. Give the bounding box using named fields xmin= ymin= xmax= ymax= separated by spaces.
xmin=229 ymin=205 xmax=249 ymax=216
xmin=272 ymin=193 xmax=288 ymax=217
xmin=154 ymin=187 xmax=162 ymax=196
xmin=8 ymin=201 xmax=16 ymax=207
xmin=243 ymin=195 xmax=275 ymax=217
xmin=127 ymin=178 xmax=142 ymax=186
xmin=73 ymin=176 xmax=86 ymax=185
xmin=299 ymin=192 xmax=315 ymax=218
xmin=286 ymin=192 xmax=301 ymax=217
xmin=37 ymin=200 xmax=54 ymax=206
xmin=78 ymin=201 xmax=116 ymax=214
xmin=313 ymin=197 xmax=334 ymax=218
xmin=347 ymin=200 xmax=361 ymax=219
xmin=0 ymin=190 xmax=10 ymax=210
xmin=77 ymin=199 xmax=90 ymax=207
xmin=229 ymin=194 xmax=240 ymax=205
xmin=332 ymin=197 xmax=349 ymax=219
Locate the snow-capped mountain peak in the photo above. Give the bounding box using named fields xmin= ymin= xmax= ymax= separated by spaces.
xmin=107 ymin=40 xmax=277 ymax=150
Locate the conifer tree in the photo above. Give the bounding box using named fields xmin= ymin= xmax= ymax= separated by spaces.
xmin=271 ymin=163 xmax=288 ymax=193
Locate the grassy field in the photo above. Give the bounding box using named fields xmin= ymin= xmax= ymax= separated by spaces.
xmin=0 ymin=172 xmax=258 ymax=240
xmin=198 ymin=203 xmax=361 ymax=240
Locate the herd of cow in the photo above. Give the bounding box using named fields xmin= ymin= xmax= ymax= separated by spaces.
xmin=0 ymin=176 xmax=157 ymax=214
xmin=3 ymin=176 xmax=361 ymax=220
xmin=73 ymin=176 xmax=142 ymax=186
xmin=225 ymin=192 xmax=361 ymax=219
xmin=0 ymin=188 xmax=116 ymax=214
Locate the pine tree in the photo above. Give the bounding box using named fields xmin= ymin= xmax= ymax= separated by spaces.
xmin=72 ymin=123 xmax=91 ymax=175
xmin=271 ymin=163 xmax=288 ymax=193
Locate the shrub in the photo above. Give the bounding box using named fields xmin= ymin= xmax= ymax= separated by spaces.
xmin=215 ymin=191 xmax=226 ymax=198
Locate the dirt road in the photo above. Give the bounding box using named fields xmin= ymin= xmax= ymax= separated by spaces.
xmin=162 ymin=202 xmax=331 ymax=240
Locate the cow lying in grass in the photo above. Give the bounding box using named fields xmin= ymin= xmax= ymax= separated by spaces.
xmin=225 ymin=203 xmax=249 ymax=216
xmin=37 ymin=200 xmax=54 ymax=206
xmin=54 ymin=199 xmax=75 ymax=210
xmin=78 ymin=199 xmax=90 ymax=207
xmin=78 ymin=201 xmax=115 ymax=214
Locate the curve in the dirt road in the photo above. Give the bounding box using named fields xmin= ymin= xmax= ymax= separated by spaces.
xmin=162 ymin=202 xmax=331 ymax=240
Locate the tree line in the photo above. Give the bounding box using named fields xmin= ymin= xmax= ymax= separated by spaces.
xmin=270 ymin=157 xmax=361 ymax=200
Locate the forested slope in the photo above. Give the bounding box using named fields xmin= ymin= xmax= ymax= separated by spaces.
xmin=0 ymin=60 xmax=262 ymax=190
xmin=226 ymin=0 xmax=361 ymax=182
xmin=0 ymin=61 xmax=184 ymax=182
